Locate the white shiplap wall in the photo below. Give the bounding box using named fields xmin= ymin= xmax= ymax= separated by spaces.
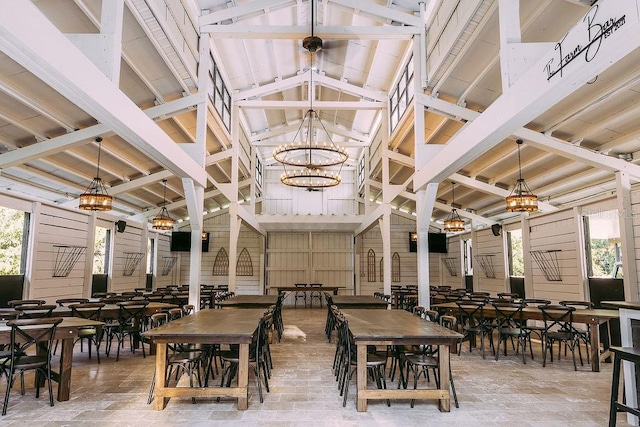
xmin=474 ymin=228 xmax=507 ymax=295
xmin=111 ymin=224 xmax=146 ymax=293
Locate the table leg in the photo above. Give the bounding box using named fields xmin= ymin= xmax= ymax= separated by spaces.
xmin=590 ymin=322 xmax=601 ymax=372
xmin=438 ymin=344 xmax=451 ymax=412
xmin=237 ymin=343 xmax=249 ymax=410
xmin=58 ymin=338 xmax=73 ymax=401
xmin=153 ymin=343 xmax=169 ymax=410
xmin=356 ymin=344 xmax=367 ymax=412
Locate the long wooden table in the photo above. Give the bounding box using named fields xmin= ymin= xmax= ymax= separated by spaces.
xmin=0 ymin=317 xmax=104 ymax=402
xmin=0 ymin=302 xmax=177 ymax=320
xmin=342 ymin=309 xmax=462 ymax=412
xmin=218 ymin=295 xmax=278 ymax=308
xmin=332 ymin=295 xmax=389 ymax=309
xmin=434 ymin=301 xmax=619 ymax=372
xmin=142 ymin=308 xmax=265 ymax=410
xmin=272 ymin=286 xmax=345 ymax=297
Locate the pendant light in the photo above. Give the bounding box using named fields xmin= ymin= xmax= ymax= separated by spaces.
xmin=152 ymin=179 xmax=174 ymax=230
xmin=79 ymin=137 xmax=112 ymax=211
xmin=505 ymin=139 xmax=538 ymax=212
xmin=443 ymin=182 xmax=465 ymax=232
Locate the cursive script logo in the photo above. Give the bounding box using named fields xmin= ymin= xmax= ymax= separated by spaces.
xmin=544 ymin=5 xmax=626 ymax=81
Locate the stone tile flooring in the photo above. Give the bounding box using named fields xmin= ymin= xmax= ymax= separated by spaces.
xmin=0 ymin=308 xmax=632 ymax=426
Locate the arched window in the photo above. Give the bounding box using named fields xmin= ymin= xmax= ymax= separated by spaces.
xmin=213 ymin=247 xmax=229 ymax=276
xmin=379 ymin=257 xmax=383 ymax=282
xmin=237 ymin=248 xmax=253 ymax=276
xmin=392 ymin=252 xmax=401 ymax=282
xmin=367 ymin=249 xmax=376 ymax=282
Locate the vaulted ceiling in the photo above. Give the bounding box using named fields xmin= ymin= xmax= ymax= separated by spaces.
xmin=0 ymin=0 xmax=638 ymax=232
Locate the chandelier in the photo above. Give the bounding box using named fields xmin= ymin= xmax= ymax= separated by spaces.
xmin=79 ymin=137 xmax=112 ymax=211
xmin=152 ymin=179 xmax=174 ymax=230
xmin=443 ymin=182 xmax=465 ymax=232
xmin=274 ymin=0 xmax=347 ymax=189
xmin=505 ymin=139 xmax=538 ymax=212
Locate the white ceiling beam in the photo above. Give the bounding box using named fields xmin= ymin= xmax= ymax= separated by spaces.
xmin=329 ymin=0 xmax=422 ymax=27
xmin=414 ymin=1 xmax=640 ymax=189
xmin=0 ymin=94 xmax=199 ymax=169
xmin=236 ymin=100 xmax=382 ymax=110
xmin=235 ymin=74 xmax=306 ymax=101
xmin=198 ymin=0 xmax=296 ymax=26
xmin=314 ymin=73 xmax=387 ymax=102
xmin=201 ymin=25 xmax=419 ymax=39
xmin=0 ymin=1 xmax=207 ymax=187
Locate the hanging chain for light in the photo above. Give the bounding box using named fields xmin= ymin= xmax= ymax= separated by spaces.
xmin=79 ymin=136 xmax=113 ymax=211
xmin=444 ymin=182 xmax=465 ymax=232
xmin=505 ymin=139 xmax=538 ymax=212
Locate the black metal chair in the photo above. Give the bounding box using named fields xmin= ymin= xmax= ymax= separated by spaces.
xmin=455 ymin=300 xmax=492 ymax=359
xmin=16 ymin=304 xmax=56 ymax=319
xmin=560 ymin=300 xmax=594 ymax=364
xmin=309 ymin=283 xmax=323 ymax=308
xmin=294 ymin=283 xmax=307 ymax=308
xmin=69 ymin=302 xmax=105 ymax=363
xmin=539 ymin=304 xmax=582 ymax=370
xmin=105 ymin=301 xmax=149 ymax=361
xmin=1 ymin=317 xmax=63 ymax=415
xmin=492 ymin=301 xmax=533 ymax=363
xmin=55 ymin=298 xmax=89 ymax=307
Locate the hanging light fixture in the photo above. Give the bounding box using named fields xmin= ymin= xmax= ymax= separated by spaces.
xmin=444 ymin=182 xmax=465 ymax=232
xmin=274 ymin=0 xmax=347 ymax=189
xmin=152 ymin=179 xmax=174 ymax=230
xmin=79 ymin=137 xmax=112 ymax=211
xmin=505 ymin=139 xmax=538 ymax=212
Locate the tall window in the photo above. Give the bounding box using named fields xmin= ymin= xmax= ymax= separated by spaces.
xmin=0 ymin=206 xmax=29 ymax=275
xmin=508 ymin=229 xmax=524 ymax=276
xmin=389 ymin=55 xmax=414 ymax=132
xmin=209 ymin=53 xmax=231 ymax=132
xmin=584 ymin=209 xmax=621 ymax=277
xmin=93 ymin=227 xmax=110 ymax=274
xmin=147 ymin=238 xmax=154 ymax=274
xmin=463 ymin=239 xmax=473 ymax=275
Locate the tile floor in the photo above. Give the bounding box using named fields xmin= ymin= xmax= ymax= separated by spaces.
xmin=0 ymin=307 xmax=633 ymax=426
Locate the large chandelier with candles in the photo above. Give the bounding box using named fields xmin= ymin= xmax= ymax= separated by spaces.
xmin=443 ymin=182 xmax=465 ymax=232
xmin=505 ymin=139 xmax=538 ymax=212
xmin=273 ymin=0 xmax=347 ymax=189
xmin=152 ymin=179 xmax=174 ymax=230
xmin=79 ymin=137 xmax=112 ymax=211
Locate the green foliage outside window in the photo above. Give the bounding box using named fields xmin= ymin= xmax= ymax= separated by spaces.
xmin=0 ymin=206 xmax=25 ymax=275
xmin=509 ymin=232 xmax=524 ymax=277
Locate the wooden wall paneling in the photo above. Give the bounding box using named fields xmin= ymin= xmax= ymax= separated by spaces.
xmin=474 ymin=228 xmax=506 ymax=296
xmin=111 ymin=225 xmax=145 ymax=293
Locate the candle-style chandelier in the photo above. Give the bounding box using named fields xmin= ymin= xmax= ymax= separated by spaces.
xmin=505 ymin=139 xmax=538 ymax=213
xmin=443 ymin=182 xmax=465 ymax=232
xmin=79 ymin=137 xmax=112 ymax=211
xmin=273 ymin=0 xmax=347 ymax=189
xmin=152 ymin=179 xmax=174 ymax=230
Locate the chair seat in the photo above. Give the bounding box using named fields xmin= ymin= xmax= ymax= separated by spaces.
xmin=8 ymin=355 xmax=48 ymax=370
xmin=405 ymin=353 xmax=438 ymax=367
xmin=168 ymin=351 xmax=203 ymax=364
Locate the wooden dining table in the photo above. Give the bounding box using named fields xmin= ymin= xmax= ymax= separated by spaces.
xmin=331 ymin=295 xmax=389 ymax=309
xmin=433 ymin=301 xmax=619 ymax=372
xmin=342 ymin=309 xmax=462 ymax=412
xmin=142 ymin=308 xmax=265 ymax=410
xmin=0 ymin=317 xmax=104 ymax=402
xmin=272 ymin=286 xmax=345 ymax=297
xmin=218 ymin=295 xmax=278 ymax=308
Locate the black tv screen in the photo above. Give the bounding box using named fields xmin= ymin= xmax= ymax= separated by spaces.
xmin=170 ymin=231 xmax=210 ymax=252
xmin=170 ymin=231 xmax=191 ymax=252
xmin=428 ymin=232 xmax=447 ymax=253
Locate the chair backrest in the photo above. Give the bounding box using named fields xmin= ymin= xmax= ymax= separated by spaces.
xmin=538 ymin=304 xmax=576 ymax=331
xmin=439 ymin=314 xmax=458 ymax=330
xmin=8 ymin=299 xmax=45 ymax=307
xmin=168 ymin=307 xmax=183 ymax=321
xmin=116 ymin=301 xmax=149 ymax=325
xmin=56 ymin=298 xmax=89 ymax=307
xmin=92 ymin=292 xmax=116 ymax=299
xmin=497 ymin=292 xmax=519 ymax=300
xmin=425 ymin=310 xmax=439 ymax=322
xmin=522 ymin=298 xmax=551 ymax=306
xmin=182 ymin=304 xmax=195 ymax=316
xmin=309 ymin=283 xmax=322 ymax=288
xmin=294 ymin=283 xmax=307 ymax=288
xmin=16 ymin=304 xmax=57 ymax=319
xmin=70 ymin=302 xmax=105 ymax=321
xmin=413 ymin=306 xmax=426 ymax=317
xmin=455 ymin=300 xmax=485 ymax=327
xmin=492 ymin=301 xmax=525 ymax=328
xmin=559 ymin=300 xmax=593 ymax=309
xmin=149 ymin=312 xmax=168 ymax=328
xmin=7 ymin=317 xmax=63 ymax=360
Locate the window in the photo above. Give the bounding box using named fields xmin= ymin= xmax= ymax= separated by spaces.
xmin=209 ymin=53 xmax=232 ymax=132
xmin=93 ymin=227 xmax=110 ymax=274
xmin=508 ymin=229 xmax=524 ymax=276
xmin=255 ymin=155 xmax=263 ymax=189
xmin=583 ymin=209 xmax=621 ymax=277
xmin=389 ymin=55 xmax=414 ymax=133
xmin=0 ymin=206 xmax=29 ymax=275
xmin=357 ymin=155 xmax=365 ymax=190
xmin=147 ymin=238 xmax=154 ymax=274
xmin=463 ymin=239 xmax=473 ymax=275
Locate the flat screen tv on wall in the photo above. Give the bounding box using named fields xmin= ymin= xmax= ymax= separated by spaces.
xmin=170 ymin=231 xmax=210 ymax=252
xmin=428 ymin=232 xmax=447 ymax=253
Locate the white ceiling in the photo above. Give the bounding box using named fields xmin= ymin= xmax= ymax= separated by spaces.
xmin=0 ymin=0 xmax=638 ymax=232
